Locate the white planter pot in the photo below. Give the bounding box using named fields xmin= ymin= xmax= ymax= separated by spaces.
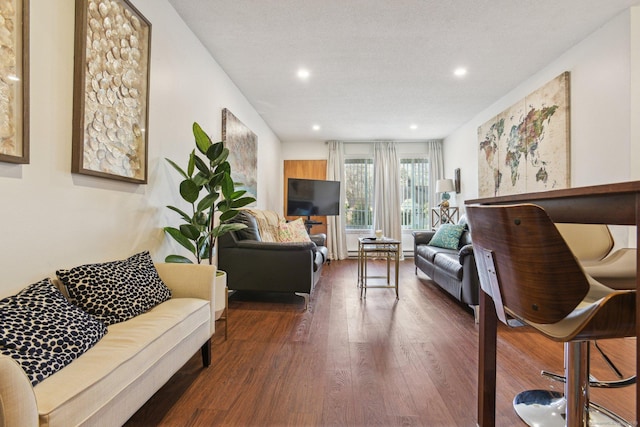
xmin=215 ymin=270 xmax=227 ymax=320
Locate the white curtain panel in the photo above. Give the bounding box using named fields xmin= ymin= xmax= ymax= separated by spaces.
xmin=372 ymin=141 xmax=403 ymax=256
xmin=427 ymin=140 xmax=445 ymax=210
xmin=326 ymin=141 xmax=348 ymax=260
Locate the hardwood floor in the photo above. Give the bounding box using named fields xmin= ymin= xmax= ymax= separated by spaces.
xmin=125 ymin=259 xmax=636 ymax=426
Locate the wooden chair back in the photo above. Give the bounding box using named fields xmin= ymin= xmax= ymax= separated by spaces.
xmin=466 ymin=204 xmax=590 ymax=325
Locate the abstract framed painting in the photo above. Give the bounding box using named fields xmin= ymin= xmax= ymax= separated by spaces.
xmin=478 ymin=72 xmax=570 ymax=197
xmin=222 ymin=108 xmax=257 ymax=202
xmin=71 ymin=0 xmax=151 ymax=183
xmin=0 ymin=0 xmax=29 ymax=164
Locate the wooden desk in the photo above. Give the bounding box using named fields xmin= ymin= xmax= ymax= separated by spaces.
xmin=466 ymin=180 xmax=640 ymax=427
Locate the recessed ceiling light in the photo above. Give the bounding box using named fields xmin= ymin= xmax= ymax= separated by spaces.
xmin=312 ymin=124 xmax=320 ymax=131
xmin=297 ymin=68 xmax=310 ymax=80
xmin=454 ymin=67 xmax=467 ymax=77
xmin=410 ymin=124 xmax=418 ymax=130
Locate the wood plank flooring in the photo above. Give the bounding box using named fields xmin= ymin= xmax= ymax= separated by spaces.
xmin=125 ymin=259 xmax=635 ymax=426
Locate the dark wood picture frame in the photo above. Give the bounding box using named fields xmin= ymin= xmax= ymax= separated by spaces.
xmin=71 ymin=0 xmax=151 ymax=183
xmin=0 ymin=0 xmax=30 ymax=164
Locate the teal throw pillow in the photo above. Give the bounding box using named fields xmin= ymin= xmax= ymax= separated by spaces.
xmin=428 ymin=223 xmax=465 ymax=250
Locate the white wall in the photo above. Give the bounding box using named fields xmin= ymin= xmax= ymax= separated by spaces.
xmin=445 ymin=9 xmax=633 ymax=205
xmin=631 ymin=7 xmax=640 ymax=182
xmin=444 ymin=9 xmax=636 ymax=247
xmin=0 ymin=0 xmax=281 ymax=293
xmin=283 ymin=9 xmax=639 ymax=251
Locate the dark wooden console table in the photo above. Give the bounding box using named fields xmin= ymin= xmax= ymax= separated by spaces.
xmin=466 ymin=180 xmax=640 ymax=427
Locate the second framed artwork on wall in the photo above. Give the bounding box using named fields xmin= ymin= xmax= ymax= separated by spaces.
xmin=71 ymin=0 xmax=151 ymax=183
xmin=0 ymin=0 xmax=29 ymax=165
xmin=222 ymin=108 xmax=257 ymax=202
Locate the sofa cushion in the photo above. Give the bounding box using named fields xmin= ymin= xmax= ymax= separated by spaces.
xmin=433 ymin=252 xmax=464 ymax=280
xmin=415 ymin=244 xmax=448 ymax=263
xmin=233 ymin=211 xmax=262 ymax=241
xmin=0 ymin=279 xmax=107 ymax=386
xmin=428 ymin=223 xmax=465 ymax=250
xmin=56 ymin=251 xmax=172 ymax=325
xmin=33 ymin=297 xmax=210 ymax=427
xmin=459 ymin=230 xmax=472 ymax=246
xmin=278 ymin=218 xmax=311 ymax=243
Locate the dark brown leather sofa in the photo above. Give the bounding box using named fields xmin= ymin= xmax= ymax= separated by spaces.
xmin=217 ymin=210 xmax=328 ymax=307
xmin=412 ymin=219 xmax=480 ymax=321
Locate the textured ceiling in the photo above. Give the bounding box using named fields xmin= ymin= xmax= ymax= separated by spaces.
xmin=167 ymin=0 xmax=640 ymax=143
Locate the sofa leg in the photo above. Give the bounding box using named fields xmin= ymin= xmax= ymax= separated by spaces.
xmin=295 ymin=292 xmax=310 ymax=310
xmin=201 ymin=338 xmax=211 ymax=367
xmin=471 ymin=305 xmax=480 ymax=324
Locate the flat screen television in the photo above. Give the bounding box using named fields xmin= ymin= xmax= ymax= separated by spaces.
xmin=287 ymin=178 xmax=340 ymax=217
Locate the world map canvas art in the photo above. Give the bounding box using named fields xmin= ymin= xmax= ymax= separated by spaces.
xmin=477 ymin=72 xmax=570 ymax=197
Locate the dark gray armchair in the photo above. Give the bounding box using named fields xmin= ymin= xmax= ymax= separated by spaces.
xmin=217 ymin=211 xmax=328 ymax=307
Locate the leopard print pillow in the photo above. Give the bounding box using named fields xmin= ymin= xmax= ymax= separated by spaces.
xmin=0 ymin=278 xmax=107 ymax=386
xmin=56 ymin=251 xmax=172 ymax=325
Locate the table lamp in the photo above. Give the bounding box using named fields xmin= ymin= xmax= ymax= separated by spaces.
xmin=436 ymin=179 xmax=455 ymax=208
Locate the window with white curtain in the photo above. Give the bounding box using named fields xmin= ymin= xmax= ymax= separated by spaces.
xmin=344 ymin=156 xmax=430 ymax=230
xmin=399 ymin=157 xmax=430 ymax=230
xmin=344 ymin=158 xmax=373 ymax=229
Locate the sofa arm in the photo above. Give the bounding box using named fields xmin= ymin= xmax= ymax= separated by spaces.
xmin=412 ymin=231 xmax=435 ymax=246
xmin=310 ymin=233 xmax=326 ymax=247
xmin=459 ymin=244 xmax=474 ymax=262
xmin=0 ymin=355 xmax=39 ymax=427
xmin=154 ymin=263 xmax=216 ymax=336
xmin=459 ymin=244 xmax=481 ymax=306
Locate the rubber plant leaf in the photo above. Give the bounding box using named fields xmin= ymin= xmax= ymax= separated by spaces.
xmin=193 ymin=122 xmax=211 ymax=155
xmin=187 ymin=150 xmax=196 ymax=177
xmin=197 ymin=193 xmax=216 ymax=212
xmin=166 ymin=205 xmax=192 ymax=223
xmin=179 ymin=224 xmax=201 ymax=240
xmin=179 ymin=179 xmax=200 ymax=203
xmin=219 ymin=209 xmax=239 ymax=222
xmin=165 ymin=158 xmax=188 ymax=180
xmin=231 ymin=197 xmax=255 ymax=209
xmin=194 ymin=155 xmax=210 ymax=175
xmin=164 ymin=255 xmax=193 ymax=264
xmin=206 ymin=142 xmax=224 ymax=163
xmin=164 ymin=227 xmax=196 ymax=254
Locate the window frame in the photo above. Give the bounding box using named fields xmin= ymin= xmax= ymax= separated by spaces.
xmin=343 ymin=156 xmax=374 ymax=231
xmin=399 ymin=156 xmax=431 ymax=231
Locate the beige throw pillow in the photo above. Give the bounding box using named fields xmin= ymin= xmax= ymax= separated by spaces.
xmin=277 ymin=218 xmax=311 ymax=243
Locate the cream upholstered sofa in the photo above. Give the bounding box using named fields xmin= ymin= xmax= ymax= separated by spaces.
xmin=0 ymin=262 xmax=216 ymax=427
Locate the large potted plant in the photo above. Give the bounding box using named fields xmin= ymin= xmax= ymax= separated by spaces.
xmin=164 ymin=121 xmax=255 ymax=264
xmin=164 ymin=122 xmax=255 ymax=333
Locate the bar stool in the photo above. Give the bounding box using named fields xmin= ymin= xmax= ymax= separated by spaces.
xmin=466 ymin=204 xmax=636 ymax=427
